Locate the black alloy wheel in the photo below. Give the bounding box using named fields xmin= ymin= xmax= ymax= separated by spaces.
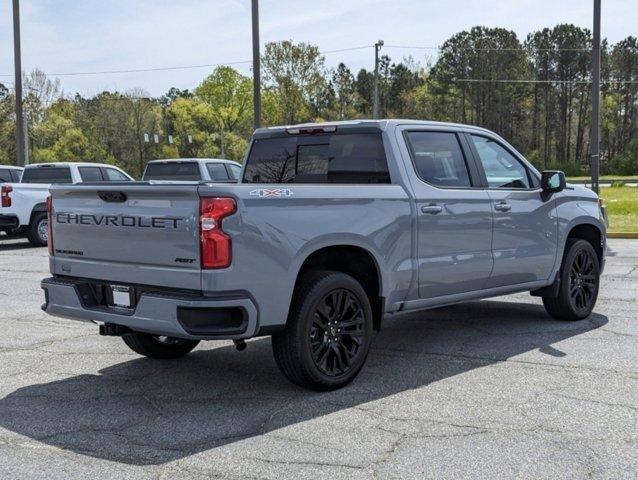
xmin=272 ymin=270 xmax=373 ymax=391
xmin=543 ymin=238 xmax=600 ymax=320
xmin=568 ymin=249 xmax=597 ymax=311
xmin=310 ymin=288 xmax=366 ymax=377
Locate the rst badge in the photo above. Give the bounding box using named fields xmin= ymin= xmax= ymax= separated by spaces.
xmin=249 ymin=188 xmax=294 ymax=198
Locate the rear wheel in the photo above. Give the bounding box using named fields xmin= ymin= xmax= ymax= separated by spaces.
xmin=26 ymin=212 xmax=48 ymax=247
xmin=122 ymin=331 xmax=200 ymax=359
xmin=272 ymin=270 xmax=373 ymax=391
xmin=543 ymin=239 xmax=600 ymax=320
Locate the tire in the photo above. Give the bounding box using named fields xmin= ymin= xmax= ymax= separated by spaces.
xmin=121 ymin=331 xmax=200 ymax=359
xmin=272 ymin=270 xmax=373 ymax=391
xmin=26 ymin=212 xmax=48 ymax=247
xmin=543 ymin=239 xmax=600 ymax=321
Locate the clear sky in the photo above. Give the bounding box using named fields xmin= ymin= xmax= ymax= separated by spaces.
xmin=0 ymin=0 xmax=635 ymax=97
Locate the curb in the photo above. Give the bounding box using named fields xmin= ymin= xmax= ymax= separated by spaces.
xmin=607 ymin=232 xmax=638 ymax=239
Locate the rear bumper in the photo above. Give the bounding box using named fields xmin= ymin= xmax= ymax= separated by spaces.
xmin=0 ymin=214 xmax=19 ymax=230
xmin=41 ymin=276 xmax=259 ymax=340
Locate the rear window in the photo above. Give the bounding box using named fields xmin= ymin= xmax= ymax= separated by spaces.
xmin=243 ymin=133 xmax=390 ymax=184
xmin=143 ymin=162 xmax=201 ymax=181
xmin=21 ymin=167 xmax=72 ymax=184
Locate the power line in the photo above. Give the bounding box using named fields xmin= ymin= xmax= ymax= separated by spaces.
xmin=0 ymin=59 xmax=253 ymax=78
xmin=3 ymin=42 xmax=635 ymax=79
xmin=0 ymin=45 xmax=374 ymax=78
xmin=443 ymin=78 xmax=638 ymax=85
xmin=385 ymin=44 xmax=591 ymax=52
xmin=446 ymin=78 xmax=638 ymax=84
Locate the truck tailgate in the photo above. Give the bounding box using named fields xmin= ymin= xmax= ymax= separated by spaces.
xmin=49 ymin=183 xmax=202 ymax=290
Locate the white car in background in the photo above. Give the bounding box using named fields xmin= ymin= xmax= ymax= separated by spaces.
xmin=142 ymin=158 xmax=243 ymax=182
xmin=0 ymin=162 xmax=133 ymax=246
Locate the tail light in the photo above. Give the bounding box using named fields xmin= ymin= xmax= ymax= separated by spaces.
xmin=200 ymin=197 xmax=236 ymax=269
xmin=1 ymin=185 xmax=12 ymax=207
xmin=46 ymin=195 xmax=54 ymax=255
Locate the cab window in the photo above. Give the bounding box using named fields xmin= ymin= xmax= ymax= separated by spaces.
xmin=471 ymin=135 xmax=531 ymax=189
xmin=103 ymin=168 xmax=131 ymax=181
xmin=0 ymin=169 xmax=12 ymax=183
xmin=206 ymin=163 xmax=230 ymax=181
xmin=227 ymin=164 xmax=242 ymax=180
xmin=405 ymin=131 xmax=472 ymax=187
xmin=79 ymin=167 xmax=103 ymax=182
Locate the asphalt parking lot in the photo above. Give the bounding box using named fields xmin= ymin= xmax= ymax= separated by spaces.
xmin=0 ymin=235 xmax=636 ymax=479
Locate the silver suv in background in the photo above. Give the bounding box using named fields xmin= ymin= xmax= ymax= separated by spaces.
xmin=142 ymin=159 xmax=242 ymax=182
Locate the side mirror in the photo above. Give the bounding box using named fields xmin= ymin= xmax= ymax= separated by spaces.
xmin=541 ymin=170 xmax=566 ymax=193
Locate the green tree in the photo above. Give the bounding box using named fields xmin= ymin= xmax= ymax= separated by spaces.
xmin=331 ymin=63 xmax=357 ymax=120
xmin=195 ymin=66 xmax=252 ymax=134
xmin=166 ymin=97 xmax=219 ymax=159
xmin=430 ymin=27 xmax=532 ymax=151
xmin=262 ymin=40 xmax=326 ymax=124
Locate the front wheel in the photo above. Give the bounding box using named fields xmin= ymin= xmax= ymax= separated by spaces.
xmin=122 ymin=331 xmax=200 ymax=359
xmin=27 ymin=212 xmax=48 ymax=247
xmin=272 ymin=270 xmax=373 ymax=391
xmin=543 ymin=239 xmax=600 ymax=320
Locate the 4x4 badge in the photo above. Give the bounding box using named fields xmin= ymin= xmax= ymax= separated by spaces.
xmin=249 ymin=188 xmax=294 ymax=198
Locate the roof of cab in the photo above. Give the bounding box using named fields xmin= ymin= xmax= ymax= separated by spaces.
xmin=1 ymin=165 xmax=23 ymax=170
xmin=253 ymin=119 xmax=496 ymax=137
xmin=146 ymin=158 xmax=241 ymax=165
xmin=24 ymin=162 xmax=123 ymax=169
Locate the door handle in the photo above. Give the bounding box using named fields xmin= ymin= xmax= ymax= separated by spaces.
xmin=494 ymin=202 xmax=512 ymax=212
xmin=421 ymin=204 xmax=443 ymax=215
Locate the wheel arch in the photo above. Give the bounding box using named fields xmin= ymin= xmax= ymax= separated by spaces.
xmin=30 ymin=202 xmax=47 ymax=223
xmin=565 ymin=222 xmax=604 ymax=265
xmin=291 ymin=244 xmax=385 ymax=331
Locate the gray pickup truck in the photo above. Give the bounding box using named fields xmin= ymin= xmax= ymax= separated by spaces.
xmin=41 ymin=120 xmax=606 ymax=390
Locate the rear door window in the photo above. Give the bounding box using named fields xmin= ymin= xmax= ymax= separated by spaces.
xmin=405 ymin=131 xmax=472 ymax=188
xmin=243 ymin=133 xmax=390 ymax=184
xmin=21 ymin=167 xmax=72 ymax=184
xmin=206 ymin=163 xmax=230 ymax=181
xmin=143 ymin=162 xmax=201 ymax=181
xmin=79 ymin=167 xmax=104 ymax=182
xmin=11 ymin=169 xmax=22 ymax=182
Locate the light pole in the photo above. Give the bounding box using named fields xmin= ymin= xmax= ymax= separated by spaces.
xmin=12 ymin=0 xmax=27 ymax=166
xmin=372 ymin=40 xmax=384 ymax=119
xmin=251 ymin=0 xmax=261 ymax=131
xmin=591 ymin=0 xmax=601 ymax=194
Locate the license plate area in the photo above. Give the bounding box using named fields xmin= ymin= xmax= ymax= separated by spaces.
xmin=108 ymin=285 xmax=135 ymax=309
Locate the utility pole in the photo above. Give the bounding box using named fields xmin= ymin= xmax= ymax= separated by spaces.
xmin=251 ymin=0 xmax=261 ymax=131
xmin=13 ymin=0 xmax=26 ymax=166
xmin=372 ymin=40 xmax=384 ymax=119
xmin=591 ymin=0 xmax=601 ymax=194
